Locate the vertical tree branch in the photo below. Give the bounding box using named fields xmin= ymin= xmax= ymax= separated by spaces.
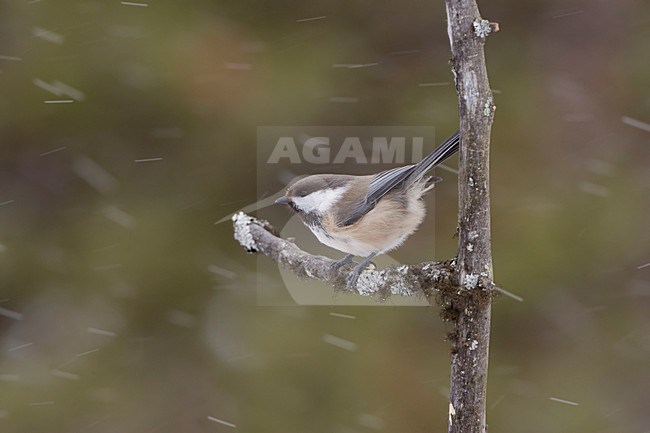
xmin=444 ymin=1 xmax=496 ymax=433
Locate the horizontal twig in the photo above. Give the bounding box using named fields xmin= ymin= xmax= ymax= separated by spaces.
xmin=232 ymin=212 xmax=455 ymax=300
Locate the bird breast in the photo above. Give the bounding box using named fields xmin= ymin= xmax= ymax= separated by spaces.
xmin=311 ymin=181 xmax=429 ymax=256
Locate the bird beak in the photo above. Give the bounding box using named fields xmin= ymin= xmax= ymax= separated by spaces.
xmin=275 ymin=196 xmax=290 ymax=205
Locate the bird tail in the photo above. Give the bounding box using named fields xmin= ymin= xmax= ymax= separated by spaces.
xmin=406 ymin=130 xmax=460 ymax=182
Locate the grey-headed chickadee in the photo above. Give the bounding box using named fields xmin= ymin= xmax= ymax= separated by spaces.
xmin=275 ymin=130 xmax=460 ymax=288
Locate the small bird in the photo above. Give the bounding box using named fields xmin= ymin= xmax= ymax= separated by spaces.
xmin=275 ymin=130 xmax=460 ymax=288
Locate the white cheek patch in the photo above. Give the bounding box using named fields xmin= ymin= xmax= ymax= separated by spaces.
xmin=292 ymin=186 xmax=348 ymax=215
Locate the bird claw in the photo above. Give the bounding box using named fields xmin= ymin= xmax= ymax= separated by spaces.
xmin=343 ymin=252 xmax=377 ymax=289
xmin=331 ymin=254 xmax=355 ymax=271
xmin=345 ymin=269 xmax=362 ymax=289
xmin=345 ymin=262 xmax=375 ymax=289
xmin=331 ymin=255 xmax=365 ymax=289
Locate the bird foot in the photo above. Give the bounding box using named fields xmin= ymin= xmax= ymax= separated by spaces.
xmin=331 ymin=254 xmax=355 ymax=271
xmin=344 ymin=252 xmax=378 ymax=289
xmin=345 ymin=262 xmax=374 ymax=289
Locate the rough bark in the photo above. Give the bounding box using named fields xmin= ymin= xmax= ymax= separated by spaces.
xmin=444 ymin=1 xmax=496 ymax=433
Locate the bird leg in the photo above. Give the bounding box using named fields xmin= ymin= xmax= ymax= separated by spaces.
xmin=330 ymin=254 xmax=355 ymax=271
xmin=346 ymin=252 xmax=377 ymax=289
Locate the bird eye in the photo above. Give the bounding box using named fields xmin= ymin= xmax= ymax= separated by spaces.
xmin=298 ymin=191 xmax=308 ymax=197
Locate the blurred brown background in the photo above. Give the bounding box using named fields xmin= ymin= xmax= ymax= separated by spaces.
xmin=1 ymin=0 xmax=649 ymax=432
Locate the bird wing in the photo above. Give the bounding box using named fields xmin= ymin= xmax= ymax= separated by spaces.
xmin=338 ymin=165 xmax=415 ymax=226
xmin=338 ymin=131 xmax=459 ymax=227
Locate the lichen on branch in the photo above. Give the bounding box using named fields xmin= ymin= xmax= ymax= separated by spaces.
xmin=232 ymin=212 xmax=455 ymax=300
